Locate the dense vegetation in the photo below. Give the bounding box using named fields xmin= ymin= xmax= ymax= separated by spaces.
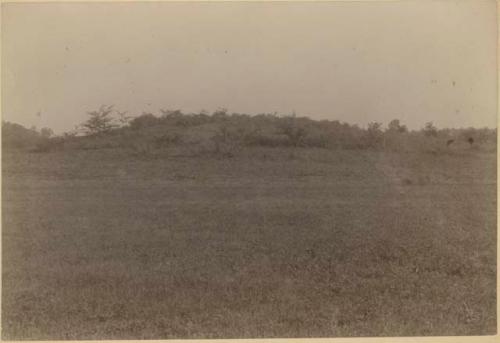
xmin=2 ymin=106 xmax=496 ymax=156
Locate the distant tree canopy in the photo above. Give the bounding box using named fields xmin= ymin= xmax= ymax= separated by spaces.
xmin=364 ymin=122 xmax=384 ymax=147
xmin=277 ymin=115 xmax=307 ymax=147
xmin=212 ymin=108 xmax=228 ymax=119
xmin=4 ymin=106 xmax=496 ymax=154
xmin=81 ymin=105 xmax=117 ymax=135
xmin=423 ymin=122 xmax=438 ymax=137
xmin=367 ymin=122 xmax=383 ymax=132
xmin=387 ymin=119 xmax=408 ymax=133
xmin=116 ymin=111 xmax=132 ymax=126
xmin=40 ymin=127 xmax=53 ymax=138
xmin=160 ymin=109 xmax=183 ymax=119
xmin=2 ymin=121 xmax=42 ymax=149
xmin=129 ymin=112 xmax=160 ymax=130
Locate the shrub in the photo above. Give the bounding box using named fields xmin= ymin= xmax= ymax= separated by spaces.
xmin=129 ymin=113 xmax=160 ymax=130
xmin=40 ymin=127 xmax=54 ymax=138
xmin=245 ymin=133 xmax=289 ymax=147
xmin=423 ymin=122 xmax=438 ymax=137
xmin=303 ymin=133 xmax=331 ymax=148
xmin=212 ymin=108 xmax=229 ymax=121
xmin=277 ymin=116 xmax=307 ymax=147
xmin=154 ymin=133 xmax=183 ymax=148
xmin=211 ymin=125 xmax=239 ymax=154
xmin=364 ymin=122 xmax=384 ymax=148
xmin=387 ymin=119 xmax=408 ymax=133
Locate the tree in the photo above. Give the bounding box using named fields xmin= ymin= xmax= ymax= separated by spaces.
xmin=160 ymin=109 xmax=183 ymax=118
xmin=387 ymin=119 xmax=407 ymax=133
xmin=278 ymin=115 xmax=307 ymax=147
xmin=129 ymin=112 xmax=159 ymax=130
xmin=63 ymin=126 xmax=81 ymax=138
xmin=423 ymin=122 xmax=438 ymax=137
xmin=366 ymin=122 xmax=384 ymax=147
xmin=116 ymin=111 xmax=132 ymax=126
xmin=159 ymin=109 xmax=188 ymax=126
xmin=40 ymin=127 xmax=53 ymax=138
xmin=212 ymin=108 xmax=228 ymax=119
xmin=81 ymin=105 xmax=117 ymax=135
xmin=368 ymin=122 xmax=383 ymax=132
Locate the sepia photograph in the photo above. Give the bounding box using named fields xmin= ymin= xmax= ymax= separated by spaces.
xmin=1 ymin=0 xmax=497 ymax=340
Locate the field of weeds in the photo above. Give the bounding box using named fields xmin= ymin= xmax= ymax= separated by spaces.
xmin=2 ymin=147 xmax=496 ymax=339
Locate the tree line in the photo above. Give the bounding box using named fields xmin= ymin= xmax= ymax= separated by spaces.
xmin=2 ymin=106 xmax=496 ymax=152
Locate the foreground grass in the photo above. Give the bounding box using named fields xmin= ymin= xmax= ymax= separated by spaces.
xmin=2 ymin=147 xmax=496 ymax=339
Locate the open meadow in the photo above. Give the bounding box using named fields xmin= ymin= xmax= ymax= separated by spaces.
xmin=2 ymin=145 xmax=496 ymax=339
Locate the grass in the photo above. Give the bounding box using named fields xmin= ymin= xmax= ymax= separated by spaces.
xmin=1 ymin=147 xmax=496 ymax=339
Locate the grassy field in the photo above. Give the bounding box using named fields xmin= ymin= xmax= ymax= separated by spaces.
xmin=2 ymin=147 xmax=496 ymax=339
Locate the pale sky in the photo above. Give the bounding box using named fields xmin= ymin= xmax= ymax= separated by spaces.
xmin=1 ymin=1 xmax=498 ymax=133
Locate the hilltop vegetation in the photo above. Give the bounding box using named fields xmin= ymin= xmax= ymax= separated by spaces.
xmin=1 ymin=122 xmax=53 ymax=150
xmin=2 ymin=106 xmax=496 ymax=156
